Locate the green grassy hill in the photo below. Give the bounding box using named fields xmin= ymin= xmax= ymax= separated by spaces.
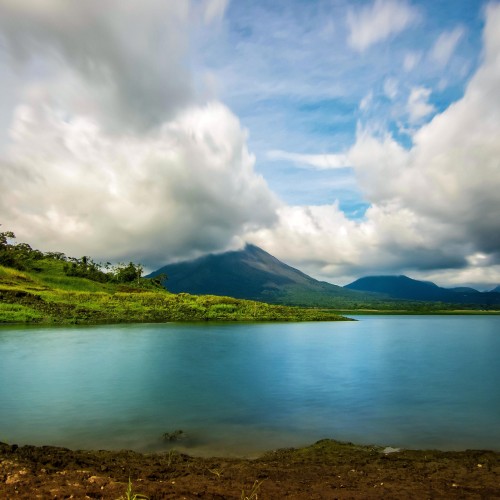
xmin=0 ymin=259 xmax=349 ymax=324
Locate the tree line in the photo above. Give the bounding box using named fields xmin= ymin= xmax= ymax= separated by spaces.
xmin=0 ymin=227 xmax=162 ymax=286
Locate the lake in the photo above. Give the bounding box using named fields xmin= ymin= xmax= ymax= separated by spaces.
xmin=1 ymin=315 xmax=499 ymax=457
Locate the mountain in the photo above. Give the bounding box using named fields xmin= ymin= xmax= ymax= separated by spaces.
xmin=449 ymin=287 xmax=480 ymax=293
xmin=147 ymin=244 xmax=370 ymax=307
xmin=148 ymin=247 xmax=500 ymax=309
xmin=490 ymin=285 xmax=500 ymax=293
xmin=345 ymin=275 xmax=500 ymax=305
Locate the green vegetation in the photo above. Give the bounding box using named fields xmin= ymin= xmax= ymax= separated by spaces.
xmin=0 ymin=230 xmax=347 ymax=324
xmin=118 ymin=478 xmax=148 ymax=500
xmin=3 ymin=228 xmax=490 ymax=324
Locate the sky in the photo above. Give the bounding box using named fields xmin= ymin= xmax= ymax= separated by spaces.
xmin=0 ymin=0 xmax=499 ymax=289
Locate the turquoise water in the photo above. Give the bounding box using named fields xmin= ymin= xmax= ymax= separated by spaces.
xmin=1 ymin=316 xmax=499 ymax=456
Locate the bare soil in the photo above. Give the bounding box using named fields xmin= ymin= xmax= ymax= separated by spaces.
xmin=1 ymin=439 xmax=500 ymax=499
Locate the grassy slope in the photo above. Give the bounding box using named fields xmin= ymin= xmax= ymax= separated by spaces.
xmin=0 ymin=260 xmax=349 ymax=324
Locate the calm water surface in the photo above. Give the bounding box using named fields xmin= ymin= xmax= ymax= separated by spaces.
xmin=1 ymin=316 xmax=499 ymax=456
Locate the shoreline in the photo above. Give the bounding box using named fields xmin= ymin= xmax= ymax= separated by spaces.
xmin=2 ymin=439 xmax=500 ymax=498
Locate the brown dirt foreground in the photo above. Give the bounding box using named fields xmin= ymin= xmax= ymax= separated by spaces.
xmin=1 ymin=439 xmax=500 ymax=499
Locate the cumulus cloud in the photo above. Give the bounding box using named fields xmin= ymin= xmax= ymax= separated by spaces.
xmin=415 ymin=263 xmax=500 ymax=291
xmin=347 ymin=0 xmax=419 ymax=52
xmin=430 ymin=26 xmax=465 ymax=66
xmin=0 ymin=0 xmax=277 ymax=267
xmin=247 ymin=200 xmax=467 ymax=285
xmin=248 ymin=3 xmax=500 ymax=287
xmin=1 ymin=101 xmax=277 ymax=267
xmin=248 ymin=204 xmax=368 ymax=274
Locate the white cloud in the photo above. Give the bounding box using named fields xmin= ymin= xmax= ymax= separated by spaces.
xmin=412 ymin=257 xmax=500 ymax=290
xmin=248 ymin=3 xmax=500 ymax=286
xmin=0 ymin=0 xmax=278 ymax=267
xmin=406 ymin=86 xmax=436 ymax=123
xmin=247 ymin=203 xmax=368 ymax=277
xmin=430 ymin=26 xmax=465 ymax=66
xmin=267 ymin=150 xmax=351 ymax=169
xmin=247 ymin=200 xmax=465 ymax=285
xmin=1 ymin=101 xmax=278 ymax=267
xmin=347 ymin=0 xmax=419 ymax=52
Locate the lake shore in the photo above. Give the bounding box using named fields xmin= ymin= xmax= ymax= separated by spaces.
xmin=1 ymin=439 xmax=499 ymax=499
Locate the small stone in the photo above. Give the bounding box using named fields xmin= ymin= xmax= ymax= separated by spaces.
xmin=6 ymin=474 xmax=20 ymax=485
xmin=87 ymin=475 xmax=107 ymax=486
xmin=383 ymin=447 xmax=400 ymax=454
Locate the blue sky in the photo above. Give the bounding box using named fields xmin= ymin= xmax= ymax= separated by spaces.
xmin=1 ymin=0 xmax=500 ymax=289
xmin=198 ymin=0 xmax=483 ymax=213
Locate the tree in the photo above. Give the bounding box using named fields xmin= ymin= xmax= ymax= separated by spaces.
xmin=0 ymin=229 xmax=17 ymax=268
xmin=151 ymin=272 xmax=168 ymax=288
xmin=63 ymin=256 xmax=110 ymax=282
xmin=113 ymin=262 xmax=143 ymax=284
xmin=0 ymin=228 xmax=42 ymax=269
xmin=0 ymin=229 xmax=15 ymax=247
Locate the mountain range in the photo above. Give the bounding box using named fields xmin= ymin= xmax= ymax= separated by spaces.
xmin=345 ymin=275 xmax=500 ymax=305
xmin=148 ymin=244 xmax=500 ymax=308
xmin=148 ymin=244 xmax=372 ymax=307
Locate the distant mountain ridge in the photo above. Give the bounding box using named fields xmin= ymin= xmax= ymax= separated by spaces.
xmin=345 ymin=275 xmax=500 ymax=305
xmin=147 ymin=244 xmax=369 ymax=307
xmin=148 ymin=246 xmax=500 ymax=309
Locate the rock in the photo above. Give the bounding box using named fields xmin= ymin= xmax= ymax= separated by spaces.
xmin=87 ymin=475 xmax=108 ymax=486
xmin=162 ymin=430 xmax=186 ymax=442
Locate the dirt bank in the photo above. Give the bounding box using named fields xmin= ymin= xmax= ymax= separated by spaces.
xmin=1 ymin=439 xmax=499 ymax=499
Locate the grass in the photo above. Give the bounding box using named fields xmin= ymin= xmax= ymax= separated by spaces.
xmin=241 ymin=479 xmax=264 ymax=499
xmin=0 ymin=260 xmax=349 ymax=324
xmin=118 ymin=478 xmax=148 ymax=500
xmin=0 ymin=303 xmax=45 ymax=323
